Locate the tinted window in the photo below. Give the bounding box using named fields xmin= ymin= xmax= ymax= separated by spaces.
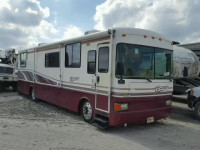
xmin=87 ymin=50 xmax=96 ymax=74
xmin=116 ymin=43 xmax=154 ymax=79
xmin=98 ymin=47 xmax=109 ymax=73
xmin=65 ymin=43 xmax=81 ymax=68
xmin=155 ymin=49 xmax=173 ymax=78
xmin=116 ymin=43 xmax=173 ymax=79
xmin=45 ymin=52 xmax=60 ymax=67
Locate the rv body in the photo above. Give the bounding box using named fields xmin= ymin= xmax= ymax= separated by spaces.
xmin=18 ymin=28 xmax=173 ymax=126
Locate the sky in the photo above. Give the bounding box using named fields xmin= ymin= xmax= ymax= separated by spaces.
xmin=0 ymin=0 xmax=200 ymax=51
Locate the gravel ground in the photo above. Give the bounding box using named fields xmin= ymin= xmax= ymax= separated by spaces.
xmin=0 ymin=92 xmax=200 ymax=150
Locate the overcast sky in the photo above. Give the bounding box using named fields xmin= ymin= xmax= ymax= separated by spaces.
xmin=0 ymin=0 xmax=200 ymax=51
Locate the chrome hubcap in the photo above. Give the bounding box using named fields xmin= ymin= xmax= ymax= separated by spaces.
xmin=83 ymin=102 xmax=92 ymax=120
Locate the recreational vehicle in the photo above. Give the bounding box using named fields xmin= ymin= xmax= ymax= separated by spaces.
xmin=18 ymin=28 xmax=173 ymax=128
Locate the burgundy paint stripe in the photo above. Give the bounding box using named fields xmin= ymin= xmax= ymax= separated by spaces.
xmin=22 ymin=71 xmax=32 ymax=81
xmin=18 ymin=71 xmax=25 ymax=80
xmin=36 ymin=74 xmax=57 ymax=85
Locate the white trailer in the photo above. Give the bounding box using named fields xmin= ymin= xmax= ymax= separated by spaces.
xmin=18 ymin=28 xmax=173 ymax=128
xmin=173 ymin=45 xmax=200 ymax=94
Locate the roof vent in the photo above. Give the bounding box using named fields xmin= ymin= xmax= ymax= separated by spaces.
xmin=38 ymin=43 xmax=47 ymax=46
xmin=84 ymin=30 xmax=100 ymax=35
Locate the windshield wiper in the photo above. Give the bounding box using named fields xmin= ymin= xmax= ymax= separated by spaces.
xmin=146 ymin=78 xmax=152 ymax=82
xmin=168 ymin=77 xmax=172 ymax=82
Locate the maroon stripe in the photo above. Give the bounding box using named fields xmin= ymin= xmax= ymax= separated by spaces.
xmin=22 ymin=71 xmax=32 ymax=81
xmin=18 ymin=71 xmax=25 ymax=80
xmin=36 ymin=74 xmax=57 ymax=85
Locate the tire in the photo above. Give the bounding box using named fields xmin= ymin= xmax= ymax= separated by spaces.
xmin=31 ymin=88 xmax=37 ymax=101
xmin=194 ymin=102 xmax=200 ymax=120
xmin=81 ymin=101 xmax=93 ymax=123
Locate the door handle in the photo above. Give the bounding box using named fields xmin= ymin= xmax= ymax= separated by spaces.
xmin=97 ymin=76 xmax=100 ymax=83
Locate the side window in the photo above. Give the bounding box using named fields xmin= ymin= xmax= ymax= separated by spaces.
xmin=98 ymin=47 xmax=109 ymax=73
xmin=87 ymin=50 xmax=96 ymax=74
xmin=45 ymin=52 xmax=60 ymax=67
xmin=20 ymin=52 xmax=27 ymax=67
xmin=65 ymin=43 xmax=81 ymax=68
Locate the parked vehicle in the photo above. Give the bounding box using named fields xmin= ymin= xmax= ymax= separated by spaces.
xmin=0 ymin=49 xmax=17 ymax=91
xmin=18 ymin=27 xmax=173 ymax=128
xmin=173 ymin=45 xmax=200 ymax=94
xmin=186 ymin=87 xmax=200 ymax=120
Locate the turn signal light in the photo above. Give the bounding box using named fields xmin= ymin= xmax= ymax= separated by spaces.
xmin=114 ymin=103 xmax=128 ymax=111
xmin=122 ymin=34 xmax=127 ymax=37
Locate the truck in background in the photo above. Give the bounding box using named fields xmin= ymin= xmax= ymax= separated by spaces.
xmin=0 ymin=49 xmax=18 ymax=91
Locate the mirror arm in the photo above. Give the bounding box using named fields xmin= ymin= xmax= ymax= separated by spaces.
xmin=118 ymin=75 xmax=125 ymax=84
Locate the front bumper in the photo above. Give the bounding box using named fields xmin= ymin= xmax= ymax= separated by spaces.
xmin=109 ymin=107 xmax=171 ymax=126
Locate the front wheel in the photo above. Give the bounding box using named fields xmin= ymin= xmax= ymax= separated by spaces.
xmin=194 ymin=102 xmax=200 ymax=120
xmin=81 ymin=101 xmax=93 ymax=123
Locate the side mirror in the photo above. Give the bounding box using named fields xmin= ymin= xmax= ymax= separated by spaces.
xmin=116 ymin=62 xmax=125 ymax=84
xmin=116 ymin=62 xmax=124 ymax=76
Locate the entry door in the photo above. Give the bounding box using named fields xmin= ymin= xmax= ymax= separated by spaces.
xmin=95 ymin=44 xmax=110 ymax=113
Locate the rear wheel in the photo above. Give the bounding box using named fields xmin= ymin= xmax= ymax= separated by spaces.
xmin=81 ymin=101 xmax=93 ymax=123
xmin=194 ymin=102 xmax=200 ymax=120
xmin=31 ymin=88 xmax=37 ymax=101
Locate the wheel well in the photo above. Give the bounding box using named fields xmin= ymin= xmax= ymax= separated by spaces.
xmin=78 ymin=98 xmax=88 ymax=114
xmin=29 ymin=86 xmax=33 ymax=96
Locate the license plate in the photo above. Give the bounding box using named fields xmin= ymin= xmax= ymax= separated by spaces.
xmin=147 ymin=117 xmax=154 ymax=123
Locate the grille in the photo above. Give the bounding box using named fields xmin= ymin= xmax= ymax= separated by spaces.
xmin=0 ymin=66 xmax=13 ymax=74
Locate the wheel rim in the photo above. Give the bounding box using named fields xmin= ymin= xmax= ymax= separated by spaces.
xmin=83 ymin=102 xmax=92 ymax=120
xmin=32 ymin=89 xmax=35 ymax=100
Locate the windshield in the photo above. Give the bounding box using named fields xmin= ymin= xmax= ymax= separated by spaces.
xmin=116 ymin=43 xmax=173 ymax=79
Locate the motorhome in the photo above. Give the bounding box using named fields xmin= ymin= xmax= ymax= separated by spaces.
xmin=17 ymin=28 xmax=173 ymax=128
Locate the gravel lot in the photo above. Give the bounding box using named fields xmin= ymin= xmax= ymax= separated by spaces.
xmin=0 ymin=92 xmax=200 ymax=150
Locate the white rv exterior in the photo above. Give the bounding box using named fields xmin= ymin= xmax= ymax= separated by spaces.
xmin=18 ymin=28 xmax=173 ymax=126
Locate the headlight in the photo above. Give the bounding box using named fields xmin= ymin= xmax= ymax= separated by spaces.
xmin=166 ymin=100 xmax=172 ymax=106
xmin=114 ymin=103 xmax=128 ymax=111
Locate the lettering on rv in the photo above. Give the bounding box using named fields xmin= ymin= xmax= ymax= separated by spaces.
xmin=155 ymin=85 xmax=168 ymax=93
xmin=70 ymin=76 xmax=80 ymax=82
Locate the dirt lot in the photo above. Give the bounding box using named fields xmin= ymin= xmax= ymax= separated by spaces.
xmin=0 ymin=92 xmax=200 ymax=150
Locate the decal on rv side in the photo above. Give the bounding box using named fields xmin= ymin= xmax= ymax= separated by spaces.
xmin=155 ymin=85 xmax=169 ymax=93
xmin=70 ymin=76 xmax=80 ymax=82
